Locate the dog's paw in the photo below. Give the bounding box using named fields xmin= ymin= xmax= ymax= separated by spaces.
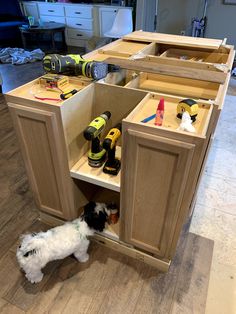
xmin=78 ymin=253 xmax=89 ymax=263
xmin=26 ymin=273 xmax=43 ymax=284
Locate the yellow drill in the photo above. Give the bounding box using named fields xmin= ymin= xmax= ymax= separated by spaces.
xmin=83 ymin=111 xmax=111 ymax=167
xmin=43 ymin=54 xmax=118 ymax=80
xmin=102 ymin=123 xmax=122 ymax=175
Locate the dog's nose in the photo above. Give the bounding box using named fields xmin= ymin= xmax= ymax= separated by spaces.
xmin=18 ymin=245 xmax=21 ymax=249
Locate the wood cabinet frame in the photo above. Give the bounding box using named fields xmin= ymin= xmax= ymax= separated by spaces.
xmin=5 ymin=32 xmax=234 ymax=270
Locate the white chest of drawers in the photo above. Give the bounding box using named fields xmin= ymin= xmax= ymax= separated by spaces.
xmin=65 ymin=4 xmax=94 ymax=47
xmin=21 ymin=1 xmax=132 ymax=48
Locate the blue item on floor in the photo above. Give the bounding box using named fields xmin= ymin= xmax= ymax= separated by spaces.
xmin=0 ymin=48 xmax=45 ymax=64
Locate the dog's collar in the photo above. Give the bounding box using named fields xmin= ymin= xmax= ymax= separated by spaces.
xmin=72 ymin=220 xmax=87 ymax=240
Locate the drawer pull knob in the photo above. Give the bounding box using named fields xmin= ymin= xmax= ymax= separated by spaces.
xmin=75 ymin=12 xmax=81 ymax=14
xmin=76 ymin=23 xmax=82 ymax=26
xmin=114 ymin=10 xmax=117 ymax=12
xmin=77 ymin=34 xmax=82 ymax=36
xmin=48 ymin=10 xmax=54 ymax=12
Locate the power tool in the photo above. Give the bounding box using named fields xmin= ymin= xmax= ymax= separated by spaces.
xmin=83 ymin=111 xmax=111 ymax=167
xmin=43 ymin=54 xmax=119 ymax=81
xmin=102 ymin=123 xmax=122 ymax=176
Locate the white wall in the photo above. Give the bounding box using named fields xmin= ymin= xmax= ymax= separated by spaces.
xmin=157 ymin=0 xmax=236 ymax=46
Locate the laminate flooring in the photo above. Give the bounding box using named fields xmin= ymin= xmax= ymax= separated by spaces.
xmin=0 ymin=63 xmax=213 ymax=314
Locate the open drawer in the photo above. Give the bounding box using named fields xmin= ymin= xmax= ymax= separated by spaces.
xmin=85 ymin=39 xmax=151 ymax=61
xmin=124 ymin=72 xmax=221 ymax=101
xmin=124 ymin=93 xmax=213 ymax=139
xmin=85 ymin=34 xmax=234 ymax=84
xmin=139 ymin=41 xmax=234 ymax=71
xmin=6 ymin=76 xmax=91 ymax=106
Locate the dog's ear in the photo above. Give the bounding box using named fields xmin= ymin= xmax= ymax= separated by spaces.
xmin=84 ymin=201 xmax=96 ymax=214
xmin=83 ymin=208 xmax=107 ymax=232
xmin=95 ymin=211 xmax=107 ymax=232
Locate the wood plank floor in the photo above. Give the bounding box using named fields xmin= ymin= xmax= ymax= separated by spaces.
xmin=0 ymin=63 xmax=214 ymax=314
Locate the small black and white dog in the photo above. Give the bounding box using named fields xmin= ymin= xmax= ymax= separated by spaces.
xmin=16 ymin=202 xmax=115 ymax=284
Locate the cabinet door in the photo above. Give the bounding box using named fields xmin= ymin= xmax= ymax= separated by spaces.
xmin=23 ymin=2 xmax=39 ymax=22
xmin=8 ymin=103 xmax=75 ymax=220
xmin=99 ymin=8 xmax=117 ymax=36
xmin=121 ymin=129 xmax=195 ymax=258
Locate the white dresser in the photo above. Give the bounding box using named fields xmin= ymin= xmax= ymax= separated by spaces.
xmin=21 ymin=1 xmax=132 ymax=47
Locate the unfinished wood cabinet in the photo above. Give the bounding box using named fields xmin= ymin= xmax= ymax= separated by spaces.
xmin=8 ymin=103 xmax=77 ymax=220
xmin=120 ymin=128 xmax=195 ymax=257
xmin=6 ymin=32 xmax=234 ymax=271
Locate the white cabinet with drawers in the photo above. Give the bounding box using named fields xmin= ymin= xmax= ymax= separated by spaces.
xmin=21 ymin=1 xmax=132 ymax=47
xmin=37 ymin=3 xmax=66 ymax=24
xmin=65 ymin=5 xmax=94 ymax=47
xmin=38 ymin=3 xmax=65 ymax=17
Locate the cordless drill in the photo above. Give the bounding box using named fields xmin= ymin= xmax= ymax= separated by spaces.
xmin=83 ymin=111 xmax=111 ymax=167
xmin=102 ymin=123 xmax=122 ymax=175
xmin=43 ymin=54 xmax=119 ymax=81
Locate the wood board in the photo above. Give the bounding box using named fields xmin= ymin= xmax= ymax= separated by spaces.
xmin=124 ymin=31 xmax=223 ymax=49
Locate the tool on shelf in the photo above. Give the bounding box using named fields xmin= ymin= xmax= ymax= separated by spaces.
xmin=39 ymin=74 xmax=69 ymax=92
xmin=83 ymin=111 xmax=111 ymax=168
xmin=60 ymin=89 xmax=78 ymax=100
xmin=43 ymin=54 xmax=120 ymax=81
xmin=155 ymin=98 xmax=164 ymax=126
xmin=141 ymin=113 xmax=156 ymax=123
xmin=102 ymin=123 xmax=122 ymax=176
xmin=37 ymin=73 xmax=78 ymax=101
xmin=177 ymin=99 xmax=199 ymax=122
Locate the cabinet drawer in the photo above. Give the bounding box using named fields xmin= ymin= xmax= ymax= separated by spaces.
xmin=125 ymin=72 xmax=221 ymax=101
xmin=124 ymin=93 xmax=213 ymax=139
xmin=66 ymin=38 xmax=86 ymax=48
xmin=65 ymin=6 xmax=93 ymax=18
xmin=67 ymin=28 xmax=93 ymax=39
xmin=66 ymin=17 xmax=93 ymax=30
xmin=38 ymin=4 xmax=64 ymax=16
xmin=88 ymin=38 xmax=235 ymax=84
xmin=40 ymin=15 xmax=66 ymax=24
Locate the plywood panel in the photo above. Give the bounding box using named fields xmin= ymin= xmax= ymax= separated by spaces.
xmin=124 ymin=31 xmax=223 ymax=49
xmin=8 ymin=103 xmax=74 ymax=219
xmin=121 ymin=129 xmax=195 ymax=257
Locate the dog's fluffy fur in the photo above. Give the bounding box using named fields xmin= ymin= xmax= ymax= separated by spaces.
xmin=16 ymin=202 xmax=114 ymax=283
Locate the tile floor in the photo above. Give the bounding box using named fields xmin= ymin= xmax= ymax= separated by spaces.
xmin=190 ymin=78 xmax=236 ymax=314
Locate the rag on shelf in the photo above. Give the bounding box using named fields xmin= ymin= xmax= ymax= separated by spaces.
xmin=0 ymin=48 xmax=45 ymax=65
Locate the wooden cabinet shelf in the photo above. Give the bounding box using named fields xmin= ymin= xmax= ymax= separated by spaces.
xmin=70 ymin=146 xmax=121 ymax=192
